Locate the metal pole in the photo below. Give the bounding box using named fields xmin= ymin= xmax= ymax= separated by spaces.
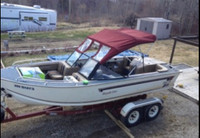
xmin=138 ymin=46 xmax=145 ymax=72
xmin=169 ymin=39 xmax=177 ymax=64
xmin=175 ymin=37 xmax=199 ymax=47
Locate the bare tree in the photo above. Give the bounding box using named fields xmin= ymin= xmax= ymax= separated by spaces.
xmin=1 ymin=0 xmax=199 ymax=35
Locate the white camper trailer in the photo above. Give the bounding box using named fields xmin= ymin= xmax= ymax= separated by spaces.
xmin=1 ymin=3 xmax=57 ymax=32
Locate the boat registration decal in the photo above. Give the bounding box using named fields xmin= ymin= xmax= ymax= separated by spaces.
xmin=102 ymin=90 xmax=118 ymax=95
xmin=14 ymin=84 xmax=35 ymax=91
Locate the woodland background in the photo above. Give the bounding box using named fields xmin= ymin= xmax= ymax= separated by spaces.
xmin=1 ymin=0 xmax=199 ymax=35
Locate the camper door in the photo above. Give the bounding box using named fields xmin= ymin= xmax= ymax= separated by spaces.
xmin=20 ymin=12 xmax=49 ymax=31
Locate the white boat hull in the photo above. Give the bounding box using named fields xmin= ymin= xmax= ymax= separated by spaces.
xmin=1 ymin=71 xmax=178 ymax=106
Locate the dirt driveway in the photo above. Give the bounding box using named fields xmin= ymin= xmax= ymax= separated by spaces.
xmin=1 ymin=90 xmax=198 ymax=138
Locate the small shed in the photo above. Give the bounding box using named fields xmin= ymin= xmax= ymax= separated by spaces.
xmin=136 ymin=17 xmax=172 ymax=39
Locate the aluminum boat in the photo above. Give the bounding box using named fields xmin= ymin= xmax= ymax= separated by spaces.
xmin=1 ymin=29 xmax=180 ymax=106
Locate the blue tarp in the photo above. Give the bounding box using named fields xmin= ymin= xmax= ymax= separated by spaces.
xmin=47 ymin=50 xmax=148 ymax=61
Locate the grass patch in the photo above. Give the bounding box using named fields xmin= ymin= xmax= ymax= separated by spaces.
xmin=1 ymin=29 xmax=95 ymax=41
xmin=1 ymin=29 xmax=96 ymax=42
xmin=26 ymin=29 xmax=95 ymax=41
xmin=0 ymin=22 xmax=117 ymax=41
xmin=3 ymin=39 xmax=198 ymax=67
xmin=132 ymin=39 xmax=199 ymax=67
xmin=1 ymin=24 xmax=198 ymax=67
xmin=1 ymin=33 xmax=8 ymax=40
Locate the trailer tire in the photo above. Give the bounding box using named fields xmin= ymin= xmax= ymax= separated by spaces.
xmin=145 ymin=103 xmax=161 ymax=121
xmin=1 ymin=108 xmax=5 ymax=122
xmin=121 ymin=108 xmax=142 ymax=127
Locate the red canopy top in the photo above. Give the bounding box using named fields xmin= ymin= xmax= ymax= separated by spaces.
xmin=86 ymin=28 xmax=156 ymax=63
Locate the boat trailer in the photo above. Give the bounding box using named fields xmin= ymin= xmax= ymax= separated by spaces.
xmin=1 ymin=93 xmax=163 ymax=127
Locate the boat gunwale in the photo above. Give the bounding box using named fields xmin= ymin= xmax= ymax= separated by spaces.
xmin=1 ymin=71 xmax=179 ymax=89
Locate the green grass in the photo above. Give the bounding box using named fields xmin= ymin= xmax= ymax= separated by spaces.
xmin=131 ymin=39 xmax=199 ymax=67
xmin=1 ymin=24 xmax=198 ymax=67
xmin=2 ymin=41 xmax=198 ymax=67
xmin=26 ymin=30 xmax=95 ymax=41
xmin=1 ymin=33 xmax=8 ymax=40
xmin=1 ymin=29 xmax=95 ymax=41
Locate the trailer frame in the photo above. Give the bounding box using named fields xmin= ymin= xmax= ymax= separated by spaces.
xmin=1 ymin=94 xmax=147 ymax=123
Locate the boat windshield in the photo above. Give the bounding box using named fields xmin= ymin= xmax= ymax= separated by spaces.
xmin=66 ymin=40 xmax=101 ymax=66
xmin=78 ymin=38 xmax=92 ymax=52
xmin=66 ymin=51 xmax=81 ymax=66
xmin=79 ymin=58 xmax=98 ymax=79
xmin=93 ymin=45 xmax=110 ymax=61
xmin=79 ymin=58 xmax=123 ymax=80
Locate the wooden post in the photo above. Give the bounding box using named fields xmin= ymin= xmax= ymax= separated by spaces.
xmin=3 ymin=40 xmax=9 ymax=51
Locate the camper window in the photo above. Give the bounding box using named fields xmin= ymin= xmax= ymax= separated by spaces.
xmin=39 ymin=17 xmax=47 ymax=21
xmin=24 ymin=16 xmax=33 ymax=21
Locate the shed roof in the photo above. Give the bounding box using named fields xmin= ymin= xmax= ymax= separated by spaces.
xmin=138 ymin=17 xmax=172 ymax=23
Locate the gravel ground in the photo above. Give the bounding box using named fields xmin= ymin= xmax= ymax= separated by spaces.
xmin=1 ymin=90 xmax=199 ymax=138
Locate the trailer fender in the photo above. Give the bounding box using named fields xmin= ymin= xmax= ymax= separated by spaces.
xmin=120 ymin=97 xmax=163 ymax=117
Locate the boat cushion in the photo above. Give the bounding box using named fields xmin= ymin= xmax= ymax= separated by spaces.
xmin=47 ymin=62 xmax=70 ymax=80
xmin=47 ymin=70 xmax=63 ymax=80
xmin=156 ymin=64 xmax=168 ymax=72
xmin=134 ymin=64 xmax=168 ymax=74
xmin=134 ymin=64 xmax=155 ymax=74
xmin=63 ymin=67 xmax=79 ymax=76
xmin=58 ymin=62 xmax=65 ymax=73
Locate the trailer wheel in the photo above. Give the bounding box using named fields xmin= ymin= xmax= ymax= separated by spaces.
xmin=121 ymin=108 xmax=142 ymax=127
xmin=145 ymin=103 xmax=161 ymax=121
xmin=1 ymin=108 xmax=5 ymax=122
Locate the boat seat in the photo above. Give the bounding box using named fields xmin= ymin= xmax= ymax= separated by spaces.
xmin=72 ymin=72 xmax=87 ymax=82
xmin=47 ymin=61 xmax=81 ymax=80
xmin=109 ymin=57 xmax=128 ymax=75
xmin=47 ymin=70 xmax=63 ymax=80
xmin=126 ymin=58 xmax=143 ymax=75
xmin=47 ymin=62 xmax=66 ymax=80
xmin=63 ymin=67 xmax=79 ymax=76
xmin=156 ymin=64 xmax=168 ymax=72
xmin=134 ymin=64 xmax=155 ymax=74
xmin=134 ymin=64 xmax=168 ymax=74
